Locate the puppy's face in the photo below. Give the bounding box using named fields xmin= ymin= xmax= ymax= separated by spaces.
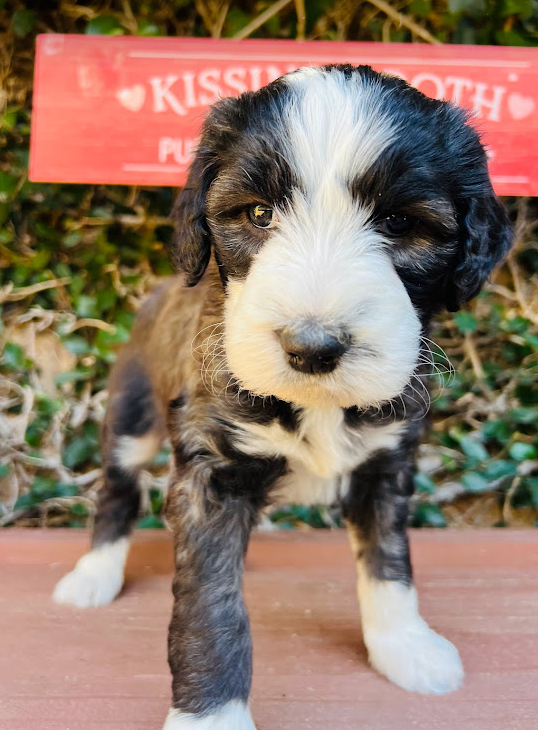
xmin=173 ymin=65 xmax=512 ymax=409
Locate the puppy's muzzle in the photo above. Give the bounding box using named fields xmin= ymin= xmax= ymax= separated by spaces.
xmin=280 ymin=321 xmax=350 ymax=375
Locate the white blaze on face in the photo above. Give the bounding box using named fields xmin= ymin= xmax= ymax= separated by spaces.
xmin=224 ymin=68 xmax=422 ymax=409
xmin=284 ymin=67 xmax=396 ymax=192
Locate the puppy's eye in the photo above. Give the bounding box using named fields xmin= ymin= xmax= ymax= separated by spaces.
xmin=379 ymin=214 xmax=415 ymax=238
xmin=248 ymin=204 xmax=276 ymax=229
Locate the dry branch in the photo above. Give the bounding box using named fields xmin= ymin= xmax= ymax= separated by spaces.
xmin=295 ymin=0 xmax=306 ymax=40
xmin=0 ymin=278 xmax=71 ymax=304
xmin=364 ymin=0 xmax=442 ymax=45
xmin=234 ymin=0 xmax=294 ymax=40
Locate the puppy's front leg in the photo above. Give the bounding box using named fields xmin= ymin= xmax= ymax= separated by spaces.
xmin=162 ymin=467 xmax=261 ymax=730
xmin=344 ymin=448 xmax=463 ymax=695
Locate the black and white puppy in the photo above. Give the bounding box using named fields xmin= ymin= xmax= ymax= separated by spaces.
xmin=54 ymin=64 xmax=512 ymax=729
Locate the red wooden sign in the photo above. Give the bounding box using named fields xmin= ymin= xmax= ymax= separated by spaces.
xmin=30 ymin=35 xmax=538 ymax=195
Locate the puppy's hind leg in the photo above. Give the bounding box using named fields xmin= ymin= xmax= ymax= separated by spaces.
xmin=54 ymin=359 xmax=162 ymax=608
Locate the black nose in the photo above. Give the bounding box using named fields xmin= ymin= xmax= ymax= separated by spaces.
xmin=280 ymin=322 xmax=350 ymax=375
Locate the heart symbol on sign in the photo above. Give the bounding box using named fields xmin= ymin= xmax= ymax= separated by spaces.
xmin=507 ymin=93 xmax=535 ymax=121
xmin=116 ymin=85 xmax=146 ymax=113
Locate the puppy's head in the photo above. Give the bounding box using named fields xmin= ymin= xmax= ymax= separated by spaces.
xmin=172 ymin=64 xmax=512 ymax=409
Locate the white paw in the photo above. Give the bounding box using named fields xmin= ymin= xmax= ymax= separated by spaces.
xmin=53 ymin=538 xmax=129 ymax=608
xmin=163 ymin=701 xmax=257 ymax=729
xmin=365 ymin=622 xmax=464 ymax=694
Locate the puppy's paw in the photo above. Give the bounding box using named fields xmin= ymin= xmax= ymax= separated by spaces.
xmin=53 ymin=539 xmax=129 ymax=608
xmin=365 ymin=622 xmax=464 ymax=695
xmin=163 ymin=701 xmax=257 ymax=729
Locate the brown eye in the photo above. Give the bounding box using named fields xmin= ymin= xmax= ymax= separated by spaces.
xmin=248 ymin=204 xmax=276 ymax=229
xmin=380 ymin=214 xmax=415 ymax=237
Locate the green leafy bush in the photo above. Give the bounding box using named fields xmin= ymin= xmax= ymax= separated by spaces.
xmin=1 ymin=1 xmax=537 ymax=529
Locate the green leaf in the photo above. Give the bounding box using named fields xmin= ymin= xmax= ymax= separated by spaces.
xmin=412 ymin=503 xmax=447 ymax=527
xmin=62 ymin=231 xmax=82 ymax=248
xmin=149 ymin=488 xmax=164 ymax=514
xmin=15 ymin=492 xmax=38 ymax=510
xmin=448 ymin=0 xmax=486 ymax=15
xmin=55 ymin=483 xmax=79 ymax=498
xmin=70 ymin=503 xmax=89 ymax=517
xmin=481 ymin=419 xmax=512 ymax=445
xmin=409 ymin=0 xmax=432 ymax=17
xmin=484 ymin=460 xmax=517 ymax=480
xmin=62 ymin=437 xmax=95 ymax=469
xmin=136 ymin=515 xmax=165 ymax=529
xmin=95 ymin=324 xmax=130 ymax=347
xmin=11 ymin=9 xmax=36 ymax=38
xmin=0 ymin=202 xmax=9 ymax=226
xmin=500 ymin=0 xmax=533 ymax=19
xmin=83 ymin=419 xmax=100 ymax=446
xmin=0 ymin=463 xmax=10 ymax=478
xmin=224 ymin=8 xmax=253 ymax=36
xmin=0 ymin=171 xmax=18 ymax=202
xmin=527 ymin=478 xmax=538 ymax=509
xmin=25 ymin=418 xmax=46 ymax=447
xmin=62 ymin=335 xmax=90 ymax=356
xmin=36 ymin=395 xmax=63 ymax=416
xmin=459 ymin=436 xmax=489 ymax=464
xmin=86 ymin=15 xmax=125 ymax=36
xmin=495 ymin=29 xmax=535 ymax=46
xmin=509 ymin=442 xmax=537 ymax=462
xmin=510 ymin=407 xmax=538 ymax=425
xmin=414 ymin=472 xmax=436 ymax=494
xmin=153 ymin=447 xmax=172 ymax=467
xmin=454 ymin=311 xmax=478 ymax=333
xmin=523 ymin=334 xmax=538 ymax=352
xmin=2 ymin=107 xmax=18 ymax=130
xmin=515 ymin=384 xmax=538 ymax=406
xmin=2 ymin=342 xmax=25 ymax=370
xmin=462 ymin=471 xmax=491 ymax=492
xmin=506 ymin=316 xmax=529 ymax=334
xmin=30 ymin=475 xmax=56 ymax=494
xmin=55 ymin=367 xmax=94 ymax=385
xmin=75 ymin=294 xmax=98 ymax=318
xmin=138 ymin=19 xmax=162 ymax=36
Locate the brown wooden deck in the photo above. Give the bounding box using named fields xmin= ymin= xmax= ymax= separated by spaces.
xmin=1 ymin=528 xmax=538 ymax=730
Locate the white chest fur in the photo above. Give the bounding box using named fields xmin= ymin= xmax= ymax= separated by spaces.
xmin=234 ymin=408 xmax=403 ymax=506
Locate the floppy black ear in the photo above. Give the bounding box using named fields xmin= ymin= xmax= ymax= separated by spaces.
xmin=445 ymin=184 xmax=513 ymax=313
xmin=170 ymin=146 xmax=218 ymax=287
xmin=170 ymin=96 xmax=243 ymax=286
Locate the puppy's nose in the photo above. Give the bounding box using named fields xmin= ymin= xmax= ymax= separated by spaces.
xmin=280 ymin=322 xmax=350 ymax=375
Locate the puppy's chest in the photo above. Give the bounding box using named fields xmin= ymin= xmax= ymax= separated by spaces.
xmin=234 ymin=408 xmax=403 ymax=505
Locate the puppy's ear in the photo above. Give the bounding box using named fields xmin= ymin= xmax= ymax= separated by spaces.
xmin=444 ymin=118 xmax=513 ymax=312
xmin=445 ymin=191 xmax=512 ymax=312
xmin=171 ymin=97 xmax=241 ymax=286
xmin=170 ymin=146 xmax=217 ymax=287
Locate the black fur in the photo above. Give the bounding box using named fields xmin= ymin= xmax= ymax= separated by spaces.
xmin=167 ymin=487 xmax=254 ymax=715
xmin=230 ymin=389 xmax=301 ymax=432
xmin=92 ymin=361 xmax=160 ymax=546
xmin=92 ymin=462 xmax=140 ymax=546
xmin=110 ymin=359 xmax=158 ymax=437
xmin=170 ymin=149 xmax=216 ymax=287
xmin=165 ymin=424 xmax=287 ymax=715
xmin=342 ymin=421 xmax=423 ymax=586
xmin=447 ymin=191 xmax=513 ymax=311
xmin=171 ymin=82 xmax=296 ymax=285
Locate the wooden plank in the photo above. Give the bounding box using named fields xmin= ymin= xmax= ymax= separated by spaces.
xmin=1 ymin=529 xmax=538 ymax=730
xmin=30 ymin=36 xmax=538 ymax=194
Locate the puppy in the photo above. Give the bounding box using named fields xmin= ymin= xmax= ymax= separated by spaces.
xmin=54 ymin=64 xmax=512 ymax=729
